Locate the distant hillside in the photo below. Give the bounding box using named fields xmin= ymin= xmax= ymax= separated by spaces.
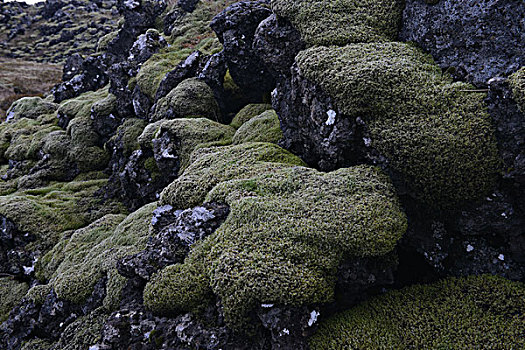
xmin=0 ymin=0 xmax=120 ymax=63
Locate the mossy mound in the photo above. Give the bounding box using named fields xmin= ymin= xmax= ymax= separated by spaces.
xmin=232 ymin=110 xmax=282 ymax=144
xmin=271 ymin=0 xmax=403 ymax=46
xmin=146 ymin=165 xmax=407 ymax=329
xmin=5 ymin=96 xmax=57 ymax=122
xmin=58 ymin=87 xmax=112 ymax=172
xmin=309 ymin=275 xmax=525 ymax=349
xmin=52 ymin=308 xmax=108 ymax=350
xmin=0 ymin=178 xmax=126 ymax=254
xmin=138 ymin=117 xmax=235 ymax=170
xmin=0 ymin=278 xmax=29 ymax=322
xmin=152 ymin=78 xmax=221 ymax=122
xmin=20 ymin=338 xmax=55 ymax=350
xmin=230 ymin=103 xmax=273 ymax=129
xmin=37 ymin=203 xmax=155 ymax=306
xmin=0 ymin=113 xmax=60 ymax=163
xmin=159 ymin=142 xmax=306 ymax=209
xmin=296 ymin=42 xmax=500 ymax=208
xmin=509 ymin=67 xmax=525 ymax=113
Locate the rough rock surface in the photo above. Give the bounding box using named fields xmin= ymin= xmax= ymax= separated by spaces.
xmin=400 ymin=0 xmax=525 ymax=86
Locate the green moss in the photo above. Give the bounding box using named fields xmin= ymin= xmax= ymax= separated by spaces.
xmin=20 ymin=339 xmax=55 ymax=350
xmin=159 ymin=142 xmax=306 ymax=209
xmin=139 ymin=118 xmax=235 ymax=170
xmin=38 ymin=203 xmax=155 ymax=305
xmin=106 ymin=118 xmax=147 ymax=157
xmin=0 ymin=277 xmax=29 ymax=322
xmin=296 ymin=43 xmax=501 ymax=208
xmin=230 ymin=103 xmax=273 ymax=129
xmin=152 ymin=78 xmax=221 ymax=122
xmin=144 ymin=248 xmax=213 ymax=316
xmin=5 ymin=96 xmax=57 ymax=121
xmin=53 ymin=308 xmax=108 ymax=350
xmin=25 ymin=284 xmax=53 ymax=306
xmin=0 ymin=178 xmax=126 ymax=255
xmin=97 ymin=31 xmax=118 ymax=52
xmin=146 ymin=165 xmax=407 ymax=329
xmin=271 ymin=0 xmax=403 ymax=46
xmin=136 ymin=48 xmax=191 ymax=100
xmin=232 ymin=110 xmax=282 ymax=144
xmin=509 ymin=67 xmax=525 ymax=113
xmin=310 ymin=275 xmax=525 ymax=349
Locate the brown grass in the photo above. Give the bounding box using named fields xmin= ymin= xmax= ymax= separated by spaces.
xmin=0 ymin=57 xmax=62 ymax=119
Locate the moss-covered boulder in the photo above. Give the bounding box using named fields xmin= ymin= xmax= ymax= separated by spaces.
xmin=230 ymin=103 xmax=273 ymax=129
xmin=145 ymin=165 xmax=407 ymax=329
xmin=152 ymin=78 xmax=221 ymax=122
xmin=5 ymin=96 xmax=57 ymax=122
xmin=0 ymin=277 xmax=29 ymax=322
xmin=159 ymin=142 xmax=306 ymax=209
xmin=309 ymin=275 xmax=525 ymax=349
xmin=295 ymin=42 xmax=500 ymax=208
xmin=52 ymin=308 xmax=108 ymax=350
xmin=232 ymin=110 xmax=282 ymax=144
xmin=138 ymin=117 xmax=235 ymax=170
xmin=271 ymin=0 xmax=403 ymax=46
xmin=37 ymin=203 xmax=155 ymax=306
xmin=509 ymin=67 xmax=525 ymax=113
xmin=0 ymin=177 xmax=126 ymax=254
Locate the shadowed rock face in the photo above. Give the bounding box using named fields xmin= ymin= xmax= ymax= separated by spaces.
xmin=400 ymin=0 xmax=525 ymax=87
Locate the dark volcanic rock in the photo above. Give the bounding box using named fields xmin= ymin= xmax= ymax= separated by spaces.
xmin=0 ymin=279 xmax=107 ymax=350
xmin=155 ymin=50 xmax=208 ymax=102
xmin=253 ymin=14 xmax=305 ymax=79
xmin=118 ymin=203 xmax=230 ymax=281
xmin=272 ymin=65 xmax=369 ymax=171
xmin=210 ymin=0 xmax=275 ymax=101
xmin=0 ymin=216 xmax=34 ymax=279
xmin=52 ymin=56 xmax=108 ymax=103
xmin=400 ymin=0 xmax=525 ymax=86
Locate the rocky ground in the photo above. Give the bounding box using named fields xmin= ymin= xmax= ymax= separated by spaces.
xmin=0 ymin=0 xmax=120 ymax=63
xmin=0 ymin=0 xmax=523 ymax=349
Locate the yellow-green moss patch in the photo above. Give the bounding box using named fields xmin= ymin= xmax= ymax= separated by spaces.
xmin=146 ymin=165 xmax=407 ymax=329
xmin=271 ymin=0 xmax=403 ymax=46
xmin=232 ymin=110 xmax=282 ymax=144
xmin=509 ymin=67 xmax=525 ymax=113
xmin=159 ymin=142 xmax=306 ymax=209
xmin=296 ymin=43 xmax=500 ymax=208
xmin=310 ymin=275 xmax=525 ymax=349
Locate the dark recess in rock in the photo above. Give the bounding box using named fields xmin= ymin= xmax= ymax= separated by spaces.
xmin=210 ymin=0 xmax=275 ymax=102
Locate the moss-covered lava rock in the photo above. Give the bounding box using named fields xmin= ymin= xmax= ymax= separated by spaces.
xmin=232 ymin=109 xmax=282 ymax=144
xmin=0 ymin=278 xmax=29 ymax=322
xmin=152 ymin=78 xmax=221 ymax=122
xmin=0 ymin=177 xmax=126 ymax=254
xmin=271 ymin=0 xmax=404 ymax=46
xmin=37 ymin=203 xmax=155 ymax=306
xmin=509 ymin=67 xmax=525 ymax=113
xmin=230 ymin=103 xmax=273 ymax=129
xmin=295 ymin=42 xmax=501 ymax=208
xmin=159 ymin=142 xmax=306 ymax=209
xmin=5 ymin=96 xmax=57 ymax=122
xmin=309 ymin=275 xmax=525 ymax=349
xmin=146 ymin=165 xmax=407 ymax=329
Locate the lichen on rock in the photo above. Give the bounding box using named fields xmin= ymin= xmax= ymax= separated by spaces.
xmin=309 ymin=275 xmax=525 ymax=349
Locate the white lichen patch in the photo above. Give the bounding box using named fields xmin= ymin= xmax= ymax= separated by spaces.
xmin=308 ymin=310 xmax=320 ymax=327
xmin=325 ymin=110 xmax=337 ymax=125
